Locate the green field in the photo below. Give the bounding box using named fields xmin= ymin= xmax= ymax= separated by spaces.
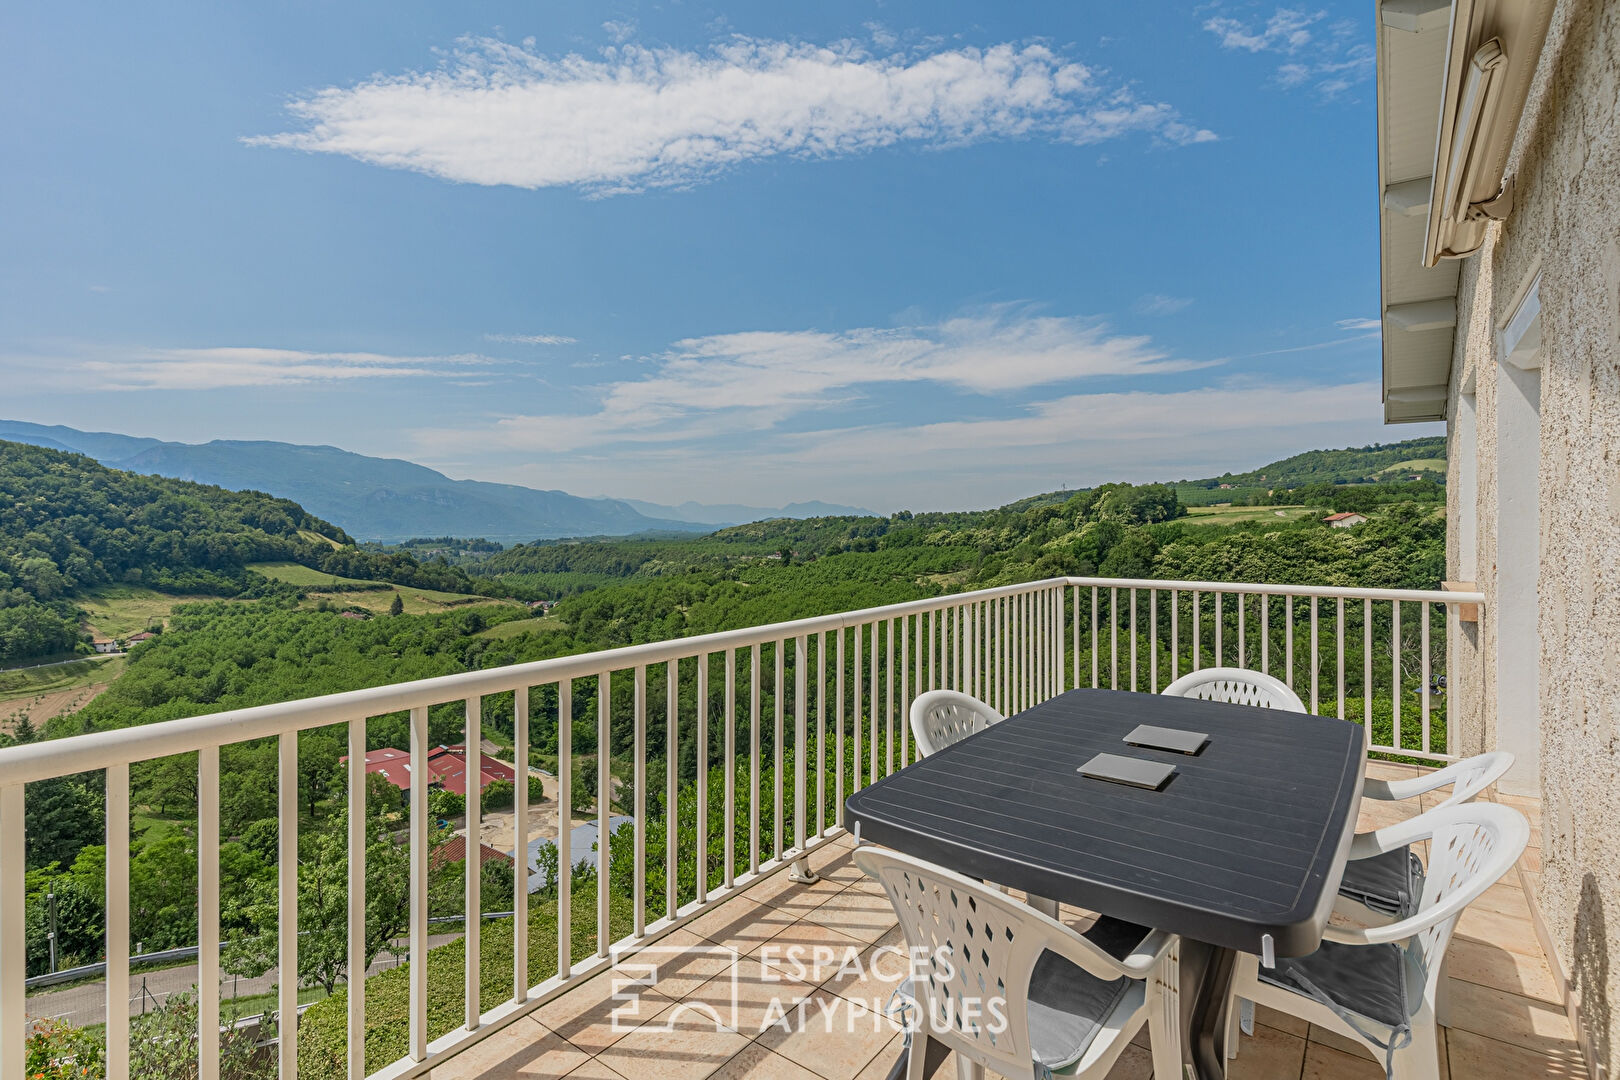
xmin=248 ymin=562 xmax=520 ymax=616
xmin=1379 ymin=458 xmax=1447 ymax=474
xmin=1181 ymin=505 xmax=1319 ymax=526
xmin=475 ymin=614 xmax=567 ymax=641
xmin=0 ymin=656 xmax=124 ymax=705
xmin=80 ymin=583 xmax=223 ymax=637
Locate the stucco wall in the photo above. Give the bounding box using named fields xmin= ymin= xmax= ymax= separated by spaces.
xmin=1446 ymin=0 xmax=1620 ymax=1071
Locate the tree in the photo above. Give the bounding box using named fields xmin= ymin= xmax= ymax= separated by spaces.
xmin=298 ymin=733 xmax=341 ymax=819
xmin=225 ymin=806 xmax=411 ymax=995
xmin=389 ymin=593 xmax=404 ymax=616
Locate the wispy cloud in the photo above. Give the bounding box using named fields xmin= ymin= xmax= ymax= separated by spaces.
xmin=1202 ymin=8 xmax=1372 ymax=97
xmin=1133 ymin=293 xmax=1194 ymax=316
xmin=248 ymin=36 xmax=1216 ymax=194
xmin=469 ymin=379 xmax=1398 ymax=510
xmin=1336 ymin=317 xmax=1380 ymax=330
xmin=485 ymin=332 xmax=578 ymax=345
xmin=601 ymin=19 xmax=637 ymax=44
xmin=8 ymin=345 xmax=498 ymax=391
xmin=416 ymin=306 xmax=1216 ymax=453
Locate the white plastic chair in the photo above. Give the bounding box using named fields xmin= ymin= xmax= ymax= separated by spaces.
xmin=1226 ymin=802 xmax=1529 ymax=1080
xmin=854 ymin=845 xmax=1181 ymax=1080
xmin=1339 ymin=751 xmax=1515 ymax=920
xmin=910 ymin=690 xmax=1005 ymax=758
xmin=1159 ymin=666 xmax=1307 ymax=712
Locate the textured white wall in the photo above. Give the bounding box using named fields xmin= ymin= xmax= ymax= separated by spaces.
xmin=1445 ymin=0 xmax=1620 ymax=1069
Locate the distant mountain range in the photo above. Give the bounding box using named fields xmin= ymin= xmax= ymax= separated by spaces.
xmin=0 ymin=421 xmax=870 ymax=543
xmin=618 ymin=498 xmax=874 ymax=526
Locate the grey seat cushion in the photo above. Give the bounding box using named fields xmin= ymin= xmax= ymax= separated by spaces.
xmin=1339 ymin=846 xmax=1424 ymax=918
xmin=1258 ymin=939 xmax=1414 ymax=1030
xmin=890 ymin=950 xmax=1132 ymax=1072
xmin=1026 ymin=950 xmax=1132 ymax=1069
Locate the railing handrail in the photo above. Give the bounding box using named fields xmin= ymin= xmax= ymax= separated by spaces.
xmin=0 ymin=575 xmax=1482 ymax=786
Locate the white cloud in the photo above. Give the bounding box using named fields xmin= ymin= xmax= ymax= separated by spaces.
xmin=248 ymin=36 xmax=1215 ymax=194
xmin=415 ymin=307 xmax=1216 ymax=454
xmin=601 ymin=19 xmax=637 ymax=44
xmin=1204 ymin=8 xmax=1321 ymax=53
xmin=8 ymin=345 xmax=497 ymax=391
xmin=1202 ymin=8 xmax=1371 ymax=97
xmin=1134 ymin=294 xmax=1194 ymax=315
xmin=485 ymin=332 xmax=578 ymax=345
xmin=1336 ymin=317 xmax=1380 ymax=330
xmin=456 ymin=379 xmax=1408 ymax=511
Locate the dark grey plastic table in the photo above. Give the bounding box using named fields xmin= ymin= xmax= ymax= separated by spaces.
xmin=847 ymin=687 xmax=1366 ymax=1080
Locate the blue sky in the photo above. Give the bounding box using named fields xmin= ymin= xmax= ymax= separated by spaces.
xmin=0 ymin=1 xmax=1439 ymax=511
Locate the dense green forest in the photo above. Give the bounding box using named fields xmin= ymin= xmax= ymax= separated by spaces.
xmin=0 ymin=441 xmax=501 ymax=664
xmin=6 ymin=435 xmax=1450 ymax=1077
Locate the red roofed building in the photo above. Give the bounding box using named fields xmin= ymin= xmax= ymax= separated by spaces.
xmin=338 ymin=747 xmax=416 ymax=793
xmin=1323 ymin=512 xmax=1368 ymax=528
xmin=430 ymin=835 xmax=514 ymax=872
xmin=426 ymin=745 xmax=516 ymax=796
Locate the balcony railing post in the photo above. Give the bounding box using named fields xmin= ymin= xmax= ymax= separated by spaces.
xmin=555 ymin=685 xmax=572 ymax=981
xmin=632 ymin=667 xmax=647 ymax=938
xmin=667 ymin=659 xmax=680 ymax=915
xmin=347 ymin=716 xmax=368 ymax=1072
xmin=0 ymin=785 xmax=23 ymax=1080
xmin=198 ymin=745 xmax=220 ymax=1080
xmin=722 ymin=649 xmax=735 ymax=891
xmin=466 ymin=695 xmax=483 ymax=1024
xmin=108 ymin=764 xmax=130 ymax=1080
xmin=595 ymin=677 xmax=609 ymax=959
xmin=409 ymin=704 xmax=430 ymax=1055
xmin=513 ymin=687 xmax=529 ymax=1001
xmin=276 ymin=735 xmax=297 ymax=1075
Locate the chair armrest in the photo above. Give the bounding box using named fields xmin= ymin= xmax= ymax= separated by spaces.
xmin=1042 ymin=918 xmax=1175 ymax=981
xmin=1345 ymin=813 xmax=1435 ymax=861
xmin=1361 ymin=751 xmax=1513 ymax=808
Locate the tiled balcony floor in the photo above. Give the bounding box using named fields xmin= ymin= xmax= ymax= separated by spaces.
xmin=434 ymin=764 xmax=1584 ymax=1080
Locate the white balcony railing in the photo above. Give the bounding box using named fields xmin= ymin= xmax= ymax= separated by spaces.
xmin=0 ymin=575 xmax=1483 ymax=1080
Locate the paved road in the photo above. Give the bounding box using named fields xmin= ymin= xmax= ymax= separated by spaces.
xmin=24 ymin=933 xmax=462 ymax=1028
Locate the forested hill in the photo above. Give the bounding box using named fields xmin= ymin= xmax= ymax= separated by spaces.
xmin=0 ymin=441 xmax=491 ymax=663
xmin=1003 ymin=436 xmax=1446 ymax=511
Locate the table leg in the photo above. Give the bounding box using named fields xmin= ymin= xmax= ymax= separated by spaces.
xmin=1187 ymin=945 xmax=1236 ymax=1079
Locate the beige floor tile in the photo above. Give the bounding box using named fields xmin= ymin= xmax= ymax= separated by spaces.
xmin=750 ymin=919 xmax=868 ymax=986
xmin=755 ymin=989 xmax=904 ymax=1080
xmin=635 ymin=929 xmax=746 ymax=1002
xmin=746 ymin=866 xmax=849 ymax=910
xmin=591 ymin=1001 xmax=753 ymax=1080
xmin=429 ymin=1017 xmax=590 ymax=1080
xmin=1455 ymin=906 xmax=1545 ymax=959
xmin=1446 ymin=1026 xmax=1588 ymax=1079
xmin=802 ymin=887 xmax=900 ymax=945
xmin=561 ymin=1058 xmax=631 ymax=1080
xmin=709 ymin=1042 xmax=830 ymax=1080
xmin=823 ymin=928 xmax=909 ymax=1013
xmin=1227 ymin=1018 xmax=1307 ymax=1079
xmin=1302 ymin=1040 xmax=1387 ymax=1079
xmin=1254 ymin=1002 xmax=1310 ymax=1038
xmin=1519 ymin=847 xmax=1543 ymax=873
xmin=1444 ymin=980 xmax=1579 ymax=1058
xmin=1307 ymin=1023 xmax=1378 ymax=1061
xmin=1364 ymin=761 xmax=1422 ymax=783
xmin=1446 ymin=935 xmax=1562 ymax=1003
xmin=807 ymin=847 xmax=868 ymax=888
xmin=534 ymin=970 xmax=660 ymax=1055
xmin=1102 ymin=1043 xmax=1156 ymax=1079
xmin=1356 ymin=798 xmax=1421 ymax=833
xmin=687 ymin=896 xmax=772 ymax=943
xmin=1469 ymin=878 xmax=1533 ymax=918
xmin=850 ymin=1033 xmax=905 ymax=1080
xmin=703 ymin=897 xmax=806 ymax=953
xmin=679 ymin=959 xmax=815 ymax=1037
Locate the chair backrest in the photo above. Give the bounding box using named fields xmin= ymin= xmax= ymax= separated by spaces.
xmin=853 ymin=846 xmax=1085 ymax=1080
xmin=1408 ymin=803 xmax=1528 ymax=977
xmin=1160 ymin=666 xmax=1306 ymax=712
xmin=1433 ymin=750 xmax=1515 ymax=810
xmin=910 ymin=690 xmax=1005 ymax=758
